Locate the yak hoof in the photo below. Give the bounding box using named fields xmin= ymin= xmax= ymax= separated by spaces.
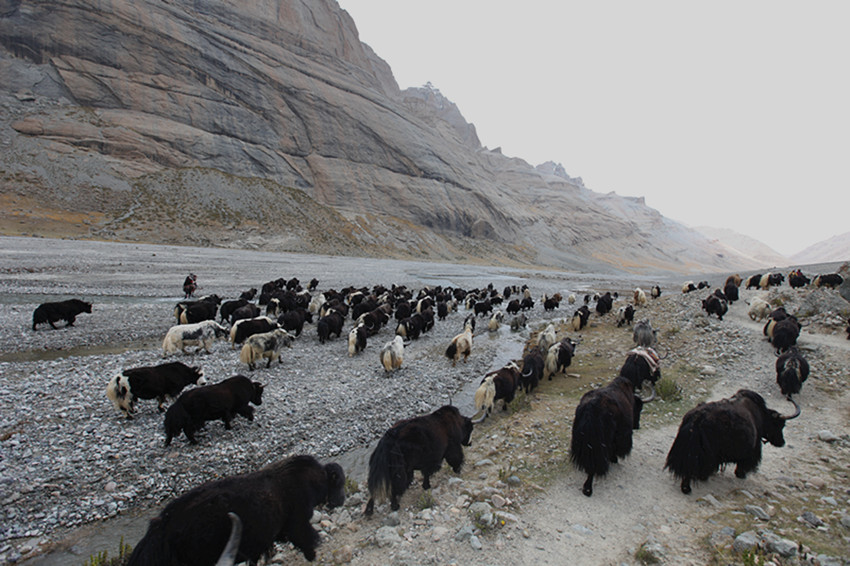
xmin=582 ymin=477 xmax=593 ymax=497
xmin=364 ymin=499 xmax=375 ymax=517
xmin=390 ymin=499 xmax=400 ymax=511
xmin=680 ymin=482 xmax=692 ymax=494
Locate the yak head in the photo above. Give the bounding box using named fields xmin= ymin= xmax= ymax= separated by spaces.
xmin=324 ymin=462 xmax=347 ymax=509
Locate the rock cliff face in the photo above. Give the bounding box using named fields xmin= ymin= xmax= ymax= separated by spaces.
xmin=0 ymin=0 xmax=756 ymax=274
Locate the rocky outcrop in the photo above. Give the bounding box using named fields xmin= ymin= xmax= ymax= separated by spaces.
xmin=0 ymin=0 xmax=759 ymax=274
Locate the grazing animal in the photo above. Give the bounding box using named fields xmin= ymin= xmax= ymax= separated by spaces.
xmin=219 ymin=299 xmax=249 ymax=323
xmin=769 ymin=315 xmax=802 ymax=353
xmin=510 ymin=313 xmax=527 ymax=331
xmin=543 ymin=296 xmax=561 ymax=311
xmin=239 ymin=329 xmax=294 ymax=370
xmin=788 ymin=270 xmax=810 ymax=289
xmin=164 ymin=375 xmax=264 ymax=446
xmin=537 ymin=323 xmax=557 ymax=352
xmin=278 ymin=307 xmax=313 ymax=337
xmin=570 ymin=348 xmax=660 ymax=496
xmin=633 ymin=288 xmax=647 ymax=307
xmin=759 ymin=272 xmax=784 ymax=289
xmin=107 ymin=362 xmax=206 ymax=418
xmin=664 ymin=390 xmax=800 ymax=494
xmin=519 ymin=346 xmax=545 ymax=394
xmin=545 ymin=338 xmax=577 ymax=379
xmin=380 ymin=335 xmax=405 ymax=372
xmin=229 ymin=303 xmax=261 ymax=325
xmin=317 ymin=310 xmax=345 ymax=343
xmin=32 ymin=299 xmax=92 ymax=331
xmin=473 ymin=362 xmax=521 ymax=419
xmin=568 ymin=293 xmax=577 ymax=304
xmin=506 ymin=299 xmax=521 ymax=315
xmin=180 ymin=296 xmax=222 ymax=324
xmin=487 ymin=310 xmax=504 ymax=332
xmin=632 ymin=319 xmax=657 ymax=348
xmin=650 ymin=285 xmax=662 ymax=299
xmin=239 ymin=288 xmax=258 ymax=301
xmin=682 ymin=281 xmax=697 ymax=294
xmin=365 ymin=405 xmax=473 ymax=516
xmin=776 ymin=348 xmax=809 ymax=397
xmin=813 ymin=273 xmax=844 ymax=289
xmin=446 ymin=319 xmax=474 ymax=366
xmin=230 ymin=316 xmax=279 ymax=349
xmin=473 ymin=299 xmax=493 ymax=317
xmin=595 ymin=292 xmax=614 ymax=316
xmin=747 ymin=296 xmax=772 ymax=321
xmin=616 ymin=304 xmax=635 ymax=327
xmin=127 ymin=455 xmax=344 ymax=565
xmin=570 ymin=305 xmax=591 ymax=332
xmin=520 ymin=296 xmax=535 ymax=311
xmin=723 ymin=281 xmax=739 ymax=304
xmin=348 ymin=324 xmax=367 ymax=356
xmin=163 ymin=320 xmax=229 ymax=356
xmin=702 ymin=294 xmax=728 ymax=320
xmin=725 ymin=274 xmax=742 ymax=288
xmin=745 ymin=274 xmax=763 ymax=289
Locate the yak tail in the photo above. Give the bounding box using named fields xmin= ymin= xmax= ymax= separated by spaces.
xmin=127 ymin=517 xmax=170 ymax=566
xmin=238 ymin=343 xmax=256 ymax=365
xmin=105 ymin=374 xmax=129 ymax=414
xmin=445 ymin=342 xmax=458 ymax=361
xmin=664 ymin=418 xmax=716 ymax=483
xmin=474 ymin=376 xmax=496 ymax=414
xmin=380 ymin=349 xmax=393 ymax=371
xmin=569 ymin=402 xmax=615 ymax=478
xmin=367 ymin=429 xmax=406 ymax=505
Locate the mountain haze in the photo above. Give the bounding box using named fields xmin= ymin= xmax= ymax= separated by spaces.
xmin=0 ymin=0 xmax=766 ymax=274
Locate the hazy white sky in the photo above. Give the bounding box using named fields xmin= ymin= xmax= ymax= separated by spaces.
xmin=337 ymin=1 xmax=849 ymax=257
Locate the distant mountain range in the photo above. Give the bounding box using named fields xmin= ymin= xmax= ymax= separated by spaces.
xmin=791 ymin=232 xmax=850 ymax=265
xmin=0 ymin=0 xmax=833 ymax=275
xmin=695 ymin=227 xmax=850 ymax=269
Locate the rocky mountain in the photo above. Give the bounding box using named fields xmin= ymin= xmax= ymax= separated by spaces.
xmin=694 ymin=226 xmax=791 ymax=269
xmin=791 ymin=232 xmax=850 ymax=265
xmin=0 ymin=0 xmax=762 ymax=274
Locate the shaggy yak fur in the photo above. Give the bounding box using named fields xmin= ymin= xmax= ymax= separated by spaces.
xmin=570 ymin=349 xmax=660 ymax=496
xmin=106 ymin=361 xmax=206 ymax=418
xmin=473 ymin=362 xmax=521 ymax=417
xmin=365 ymin=405 xmax=473 ymax=516
xmin=164 ymin=375 xmax=264 ymax=446
xmin=127 ymin=455 xmax=345 ymax=565
xmin=664 ymin=389 xmax=799 ymax=494
xmin=239 ymin=328 xmax=293 ymax=370
xmin=775 ymin=348 xmax=809 ymax=397
xmin=32 ymin=299 xmax=92 ymax=331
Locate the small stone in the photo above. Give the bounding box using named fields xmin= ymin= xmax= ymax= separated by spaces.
xmin=491 ymin=494 xmax=507 ymax=508
xmin=745 ymin=505 xmax=770 ymax=520
xmin=733 ymin=531 xmax=759 ymax=553
xmin=469 ymin=535 xmax=483 ymax=550
xmin=506 ymin=475 xmax=521 ymax=486
xmin=799 ymin=511 xmax=824 ymax=528
xmin=374 ymin=526 xmax=402 ymax=547
xmin=698 ymin=494 xmax=721 ymax=507
xmin=332 ymin=544 xmax=353 ymax=564
xmin=455 ymin=525 xmax=474 ymax=542
xmin=637 ymin=538 xmax=665 ymax=562
xmin=382 ymin=512 xmax=400 ymax=527
xmin=700 ymin=365 xmax=717 ymax=376
xmin=104 ymin=481 xmax=117 ymax=493
xmin=762 ymin=532 xmax=797 ymax=557
xmin=817 ymin=430 xmax=840 ymax=442
xmin=571 ymin=524 xmax=593 ymax=536
xmin=431 ymin=526 xmax=449 ymax=541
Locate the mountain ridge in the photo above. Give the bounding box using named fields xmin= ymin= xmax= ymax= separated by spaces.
xmin=0 ymin=0 xmax=780 ymax=274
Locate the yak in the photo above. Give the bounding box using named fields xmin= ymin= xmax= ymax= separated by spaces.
xmin=445 ymin=317 xmax=474 ymax=366
xmin=545 ymin=338 xmax=577 ymax=380
xmin=380 ymin=335 xmax=405 ymax=372
xmin=239 ymin=328 xmax=294 ymax=370
xmin=776 ymin=348 xmax=809 ymax=396
xmin=616 ymin=304 xmax=635 ymax=327
xmin=365 ymin=405 xmax=473 ymax=516
xmin=107 ymin=361 xmax=206 ymax=418
xmin=164 ymin=375 xmax=264 ymax=446
xmin=163 ymin=320 xmax=229 ymax=356
xmin=472 ymin=362 xmax=521 ymax=420
xmin=702 ymin=293 xmax=728 ymax=320
xmin=32 ymin=298 xmax=92 ymax=331
xmin=519 ymin=346 xmax=545 ymax=394
xmin=766 ymin=315 xmax=802 ymax=353
xmin=664 ymin=390 xmax=800 ymax=494
xmin=570 ymin=348 xmax=660 ymax=496
xmin=813 ymin=273 xmax=844 ymax=289
xmin=595 ymin=292 xmax=614 ymax=316
xmin=316 ymin=310 xmax=345 ymax=344
xmin=745 ymin=274 xmax=763 ymax=290
xmin=788 ymin=270 xmax=810 ymax=289
xmin=632 ymin=319 xmax=656 ymax=348
xmin=127 ymin=455 xmax=345 ymax=565
xmin=569 ymin=305 xmax=591 ymax=332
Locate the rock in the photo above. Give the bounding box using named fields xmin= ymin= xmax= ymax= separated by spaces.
xmin=374 ymin=526 xmax=402 ymax=548
xmin=733 ymin=531 xmax=760 ymax=553
xmin=506 ymin=475 xmax=522 ymax=486
xmin=817 ymin=430 xmax=840 ymax=442
xmin=840 ymin=514 xmax=850 ymax=528
xmin=332 ymin=544 xmax=353 ymax=564
xmin=469 ymin=535 xmax=483 ymax=550
xmin=455 ymin=525 xmax=475 ymax=542
xmin=431 ymin=526 xmax=449 ymax=542
xmin=799 ymin=511 xmax=825 ymax=528
xmin=745 ymin=505 xmax=770 ymax=520
xmin=637 ymin=537 xmax=665 ymax=563
xmin=761 ymin=531 xmax=797 ymax=557
xmin=698 ymin=494 xmax=721 ymax=507
xmin=382 ymin=512 xmax=400 ymax=528
xmin=491 ymin=494 xmax=507 ymax=508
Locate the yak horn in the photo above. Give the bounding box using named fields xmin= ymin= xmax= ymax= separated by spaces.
xmin=657 ymin=345 xmax=670 ymax=360
xmin=782 ymin=395 xmax=801 ymax=420
xmin=215 ymin=512 xmax=242 ymax=566
xmin=470 ymin=411 xmax=488 ymax=424
xmin=638 ymin=382 xmax=657 ymax=403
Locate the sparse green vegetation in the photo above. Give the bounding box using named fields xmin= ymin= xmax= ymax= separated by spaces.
xmin=81 ymin=537 xmax=132 ymax=566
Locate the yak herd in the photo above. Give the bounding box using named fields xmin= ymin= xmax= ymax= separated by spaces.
xmin=28 ymin=267 xmax=844 ymax=564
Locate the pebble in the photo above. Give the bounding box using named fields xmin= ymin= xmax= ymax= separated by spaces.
xmin=745 ymin=505 xmax=770 ymax=521
xmin=733 ymin=531 xmax=759 ymax=553
xmin=817 ymin=430 xmax=840 ymax=443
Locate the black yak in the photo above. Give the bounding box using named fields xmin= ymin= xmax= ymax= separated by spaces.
xmin=702 ymin=293 xmax=728 ymax=320
xmin=472 ymin=362 xmax=521 ymax=420
xmin=107 ymin=361 xmax=206 ymax=418
xmin=316 ymin=310 xmax=344 ymax=343
xmin=164 ymin=375 xmax=264 ymax=446
xmin=767 ymin=315 xmax=802 ymax=353
xmin=32 ymin=298 xmax=92 ymax=331
xmin=545 ymin=338 xmax=577 ymax=379
xmin=127 ymin=455 xmax=344 ymax=565
xmin=570 ymin=348 xmax=660 ymax=496
xmin=788 ymin=270 xmax=810 ymax=289
xmin=776 ymin=348 xmax=809 ymax=396
xmin=595 ymin=292 xmax=614 ymax=316
xmin=813 ymin=273 xmax=844 ymax=289
xmin=519 ymin=346 xmax=545 ymax=394
xmin=365 ymin=405 xmax=473 ymax=516
xmin=569 ymin=305 xmax=591 ymax=332
xmin=664 ymin=390 xmax=800 ymax=494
